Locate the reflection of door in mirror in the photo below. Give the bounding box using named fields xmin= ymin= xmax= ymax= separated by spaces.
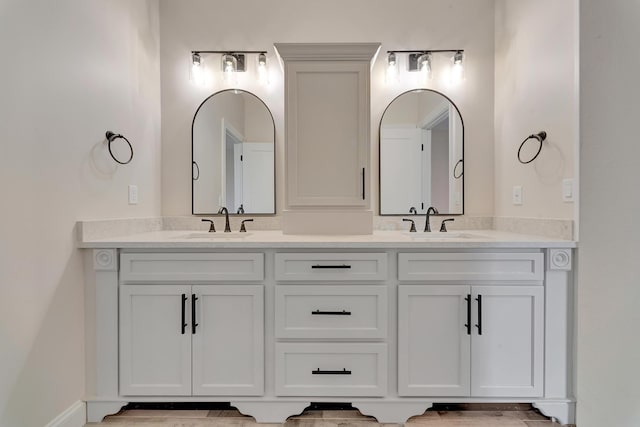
xmin=192 ymin=90 xmax=275 ymax=215
xmin=379 ymin=90 xmax=463 ymax=215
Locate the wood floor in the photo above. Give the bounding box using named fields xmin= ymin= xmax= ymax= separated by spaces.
xmin=86 ymin=404 xmax=574 ymax=426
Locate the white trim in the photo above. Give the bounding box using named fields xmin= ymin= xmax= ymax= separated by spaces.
xmin=45 ymin=401 xmax=86 ymax=427
xmin=274 ymin=42 xmax=380 ymax=61
xmin=418 ymin=102 xmax=449 ymax=129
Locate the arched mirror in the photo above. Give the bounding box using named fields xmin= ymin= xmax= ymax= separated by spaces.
xmin=379 ymin=89 xmax=463 ymax=215
xmin=192 ymin=89 xmax=275 ymax=215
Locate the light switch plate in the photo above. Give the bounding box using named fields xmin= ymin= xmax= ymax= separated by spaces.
xmin=128 ymin=185 xmax=138 ymax=205
xmin=562 ymin=178 xmax=574 ymax=202
xmin=512 ymin=186 xmax=523 ymax=205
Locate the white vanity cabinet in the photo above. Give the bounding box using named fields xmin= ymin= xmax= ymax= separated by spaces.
xmin=85 ymin=244 xmax=575 ymax=426
xmin=273 ymin=252 xmax=389 ymax=398
xmin=397 ymin=252 xmax=545 ymax=398
xmin=398 ymin=284 xmax=544 ymax=397
xmin=120 ymin=284 xmax=263 ymax=396
xmin=118 ymin=253 xmax=264 ymax=397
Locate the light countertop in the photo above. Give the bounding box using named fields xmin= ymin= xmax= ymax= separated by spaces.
xmin=78 ymin=229 xmax=576 ymax=249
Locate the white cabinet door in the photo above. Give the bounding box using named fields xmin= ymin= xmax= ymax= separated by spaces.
xmin=285 ymin=60 xmax=369 ymax=207
xmin=398 ymin=285 xmax=471 ymax=396
xmin=471 ymin=286 xmax=544 ymax=397
xmin=119 ymin=285 xmax=192 ymax=396
xmin=192 ymin=285 xmax=264 ymax=395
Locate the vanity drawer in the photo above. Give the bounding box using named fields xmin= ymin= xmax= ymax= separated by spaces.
xmin=275 ymin=253 xmax=387 ymax=281
xmin=398 ymin=252 xmax=544 ymax=282
xmin=275 ymin=343 xmax=387 ymax=397
xmin=275 ymin=286 xmax=387 ymax=339
xmin=120 ymin=253 xmax=264 ymax=282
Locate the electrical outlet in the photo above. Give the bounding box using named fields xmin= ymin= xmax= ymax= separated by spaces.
xmin=562 ymin=178 xmax=574 ymax=202
xmin=512 ymin=186 xmax=523 ymax=205
xmin=128 ymin=185 xmax=138 ymax=205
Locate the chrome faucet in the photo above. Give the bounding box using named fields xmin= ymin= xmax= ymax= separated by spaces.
xmin=217 ymin=207 xmax=231 ymax=232
xmin=424 ymin=206 xmax=439 ymax=232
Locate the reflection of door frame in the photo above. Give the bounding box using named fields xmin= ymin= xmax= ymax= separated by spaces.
xmin=419 ymin=104 xmax=449 ymax=211
xmin=419 ymin=103 xmax=449 ymax=130
xmin=221 ymin=119 xmax=244 ymax=208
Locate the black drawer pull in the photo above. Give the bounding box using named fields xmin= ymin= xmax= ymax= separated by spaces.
xmin=192 ymin=294 xmax=199 ymax=335
xmin=312 ymin=368 xmax=352 ymax=375
xmin=312 ymin=310 xmax=352 ymax=316
xmin=181 ymin=294 xmax=188 ymax=335
xmin=475 ymin=294 xmax=482 ymax=335
xmin=464 ymin=294 xmax=471 ymax=336
xmin=311 ymin=264 xmax=352 ymax=269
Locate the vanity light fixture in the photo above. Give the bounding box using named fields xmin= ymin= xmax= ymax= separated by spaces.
xmin=222 ymin=54 xmax=239 ymax=84
xmin=418 ymin=52 xmax=433 ymax=82
xmin=190 ymin=52 xmax=206 ymax=86
xmin=387 ymin=49 xmax=465 ymax=84
xmin=257 ymin=52 xmax=269 ymax=85
xmin=450 ymin=50 xmax=465 ymax=84
xmin=190 ymin=50 xmax=268 ymax=86
xmin=386 ymin=52 xmax=399 ymax=84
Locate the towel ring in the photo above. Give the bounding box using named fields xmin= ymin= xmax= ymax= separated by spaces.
xmin=192 ymin=161 xmax=200 ymax=181
xmin=518 ymin=131 xmax=547 ymax=164
xmin=105 ymin=131 xmax=133 ymax=165
xmin=453 ymin=159 xmax=463 ymax=179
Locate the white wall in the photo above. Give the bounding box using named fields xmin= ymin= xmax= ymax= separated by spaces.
xmin=0 ymin=1 xmax=161 ymax=425
xmin=578 ymin=1 xmax=640 ymax=426
xmin=159 ymin=0 xmax=496 ymax=217
xmin=494 ymin=0 xmax=578 ymax=220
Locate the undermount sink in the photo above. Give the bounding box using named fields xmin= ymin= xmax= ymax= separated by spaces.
xmin=175 ymin=232 xmax=252 ymax=239
xmin=406 ymin=231 xmax=476 ymax=239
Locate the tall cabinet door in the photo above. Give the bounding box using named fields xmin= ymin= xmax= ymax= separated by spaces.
xmin=192 ymin=285 xmax=264 ymax=395
xmin=119 ymin=285 xmax=192 ymax=395
xmin=285 ymin=61 xmax=369 ymax=207
xmin=398 ymin=285 xmax=471 ymax=396
xmin=471 ymin=286 xmax=544 ymax=397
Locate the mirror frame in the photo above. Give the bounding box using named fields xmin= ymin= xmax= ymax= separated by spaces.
xmin=378 ymin=88 xmax=465 ymax=216
xmin=191 ymin=89 xmax=276 ymax=215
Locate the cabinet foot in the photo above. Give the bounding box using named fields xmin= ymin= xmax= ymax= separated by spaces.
xmin=352 ymin=401 xmax=432 ymax=424
xmin=231 ymin=400 xmax=311 ymax=423
xmin=532 ymin=401 xmax=576 ymax=425
xmin=86 ymin=401 xmax=128 ymax=422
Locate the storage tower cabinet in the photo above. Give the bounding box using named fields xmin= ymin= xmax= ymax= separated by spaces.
xmin=85 ymin=247 xmax=575 ymax=425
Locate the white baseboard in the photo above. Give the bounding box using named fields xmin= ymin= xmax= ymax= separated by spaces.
xmin=45 ymin=401 xmax=86 ymax=427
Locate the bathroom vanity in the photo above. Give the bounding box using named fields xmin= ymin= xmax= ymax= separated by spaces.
xmin=80 ymin=229 xmax=575 ymax=425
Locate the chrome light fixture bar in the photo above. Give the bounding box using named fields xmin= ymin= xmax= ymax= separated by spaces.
xmin=386 ymin=49 xmax=465 ymax=71
xmin=385 ymin=49 xmax=465 ymax=84
xmin=191 ymin=50 xmax=268 ymax=73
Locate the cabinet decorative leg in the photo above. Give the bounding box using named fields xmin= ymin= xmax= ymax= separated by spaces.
xmin=352 ymin=401 xmax=433 ymax=424
xmin=86 ymin=401 xmax=128 ymax=423
xmin=231 ymin=401 xmax=311 ymax=423
xmin=532 ymin=401 xmax=576 ymax=425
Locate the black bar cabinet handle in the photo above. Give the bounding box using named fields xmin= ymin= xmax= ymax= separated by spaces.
xmin=191 ymin=294 xmax=198 ymax=334
xmin=311 ymin=264 xmax=352 ymax=269
xmin=464 ymin=294 xmax=471 ymax=335
xmin=362 ymin=167 xmax=365 ymax=200
xmin=181 ymin=294 xmax=187 ymax=335
xmin=312 ymin=310 xmax=352 ymax=316
xmin=312 ymin=368 xmax=352 ymax=375
xmin=475 ymin=294 xmax=482 ymax=335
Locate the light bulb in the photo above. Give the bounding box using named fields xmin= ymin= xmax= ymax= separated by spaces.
xmin=450 ymin=51 xmax=465 ymax=85
xmin=418 ymin=52 xmax=432 ymax=83
xmin=191 ymin=52 xmax=205 ymax=86
xmin=386 ymin=52 xmax=399 ymax=85
xmin=257 ymin=53 xmax=269 ymax=85
xmin=222 ymin=54 xmax=238 ymax=85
